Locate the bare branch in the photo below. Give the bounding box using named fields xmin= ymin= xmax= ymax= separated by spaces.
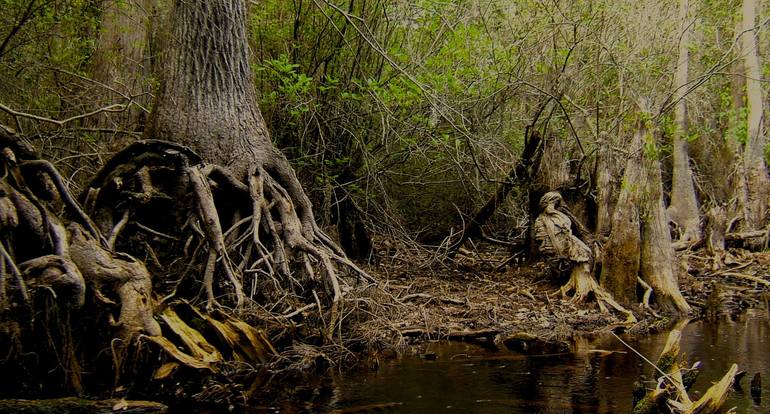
xmin=0 ymin=102 xmax=129 ymax=129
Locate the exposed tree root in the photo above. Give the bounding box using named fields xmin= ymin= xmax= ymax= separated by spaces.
xmin=534 ymin=192 xmax=635 ymax=322
xmin=556 ymin=262 xmax=637 ymax=323
xmin=82 ymin=140 xmax=371 ymax=329
xmin=0 ymin=136 xmax=377 ymax=398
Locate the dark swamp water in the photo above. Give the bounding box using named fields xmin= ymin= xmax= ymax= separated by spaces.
xmin=196 ymin=309 xmax=770 ymax=413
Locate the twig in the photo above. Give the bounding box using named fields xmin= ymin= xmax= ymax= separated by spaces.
xmin=0 ymin=102 xmax=128 ymax=127
xmin=707 ymin=261 xmax=752 ymax=277
xmin=721 ymin=272 xmax=770 ymax=287
xmin=133 ymin=222 xmax=179 ymax=241
xmin=281 ymin=303 xmax=316 ymax=319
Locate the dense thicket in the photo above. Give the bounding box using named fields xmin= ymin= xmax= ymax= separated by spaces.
xmin=2 ymin=0 xmax=768 ymax=243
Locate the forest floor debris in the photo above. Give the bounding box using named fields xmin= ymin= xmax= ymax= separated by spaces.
xmin=356 ymin=242 xmax=770 ymax=358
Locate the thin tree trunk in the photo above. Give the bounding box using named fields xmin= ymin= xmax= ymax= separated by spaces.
xmin=738 ymin=0 xmax=770 ymax=231
xmin=90 ymin=0 xmax=154 ymax=132
xmin=668 ymin=0 xmax=701 ymax=242
xmin=729 ymin=16 xmax=746 ymax=158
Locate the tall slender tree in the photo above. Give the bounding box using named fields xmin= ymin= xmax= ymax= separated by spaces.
xmin=668 ymin=0 xmax=701 ymax=242
xmin=87 ymin=0 xmax=156 ymax=145
xmin=735 ymin=0 xmax=770 ymax=231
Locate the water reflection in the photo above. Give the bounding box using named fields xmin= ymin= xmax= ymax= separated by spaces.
xmin=328 ymin=309 xmax=770 ymax=413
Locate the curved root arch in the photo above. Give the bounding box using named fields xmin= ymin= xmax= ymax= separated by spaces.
xmin=85 ymin=140 xmax=372 ymax=339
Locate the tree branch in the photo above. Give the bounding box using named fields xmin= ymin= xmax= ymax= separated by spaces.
xmin=0 ymin=102 xmax=128 ymax=129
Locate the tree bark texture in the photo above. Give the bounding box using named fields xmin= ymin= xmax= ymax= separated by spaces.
xmin=600 ymin=123 xmax=642 ymax=306
xmin=600 ymin=106 xmax=690 ymax=313
xmin=737 ymin=0 xmax=770 ymax=231
xmin=639 ymin=126 xmax=691 ymax=313
xmin=90 ymin=0 xmax=154 ymax=131
xmin=534 ymin=134 xmax=570 ymax=191
xmin=144 ymin=0 xmax=316 ymax=232
xmin=145 ymin=1 xmax=270 ymax=172
xmin=593 ymin=132 xmax=615 ymax=237
xmin=668 ymin=0 xmax=701 ymax=243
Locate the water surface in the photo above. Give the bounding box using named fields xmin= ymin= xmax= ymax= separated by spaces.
xmin=327 ymin=309 xmax=770 ymax=413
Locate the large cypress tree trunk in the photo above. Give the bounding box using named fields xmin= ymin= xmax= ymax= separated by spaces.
xmin=600 ymin=127 xmax=642 ymax=306
xmin=600 ymin=102 xmax=691 ymax=313
xmin=136 ymin=0 xmax=367 ymax=331
xmin=145 ymin=0 xmax=271 ymax=170
xmin=640 ymin=126 xmax=691 ymax=314
xmin=144 ymin=0 xmax=319 ymax=237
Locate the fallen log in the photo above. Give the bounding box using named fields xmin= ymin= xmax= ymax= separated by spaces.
xmin=399 ymin=327 xmax=499 ymax=340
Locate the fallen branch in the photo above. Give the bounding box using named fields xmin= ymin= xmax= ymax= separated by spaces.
xmin=720 ymin=272 xmax=770 ymax=287
xmin=399 ymin=327 xmax=500 ymax=340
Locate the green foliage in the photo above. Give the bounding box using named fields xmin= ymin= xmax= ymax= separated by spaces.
xmin=643 ymin=130 xmax=662 ymax=161
xmin=246 ymin=0 xmax=535 ymax=237
xmin=242 ymin=0 xmax=770 ymax=238
xmin=256 ymin=54 xmax=314 ymax=119
xmin=0 ymin=0 xmax=100 ymax=120
xmin=2 ymin=0 xmax=766 ymax=241
xmin=726 ymin=106 xmax=749 ymax=146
